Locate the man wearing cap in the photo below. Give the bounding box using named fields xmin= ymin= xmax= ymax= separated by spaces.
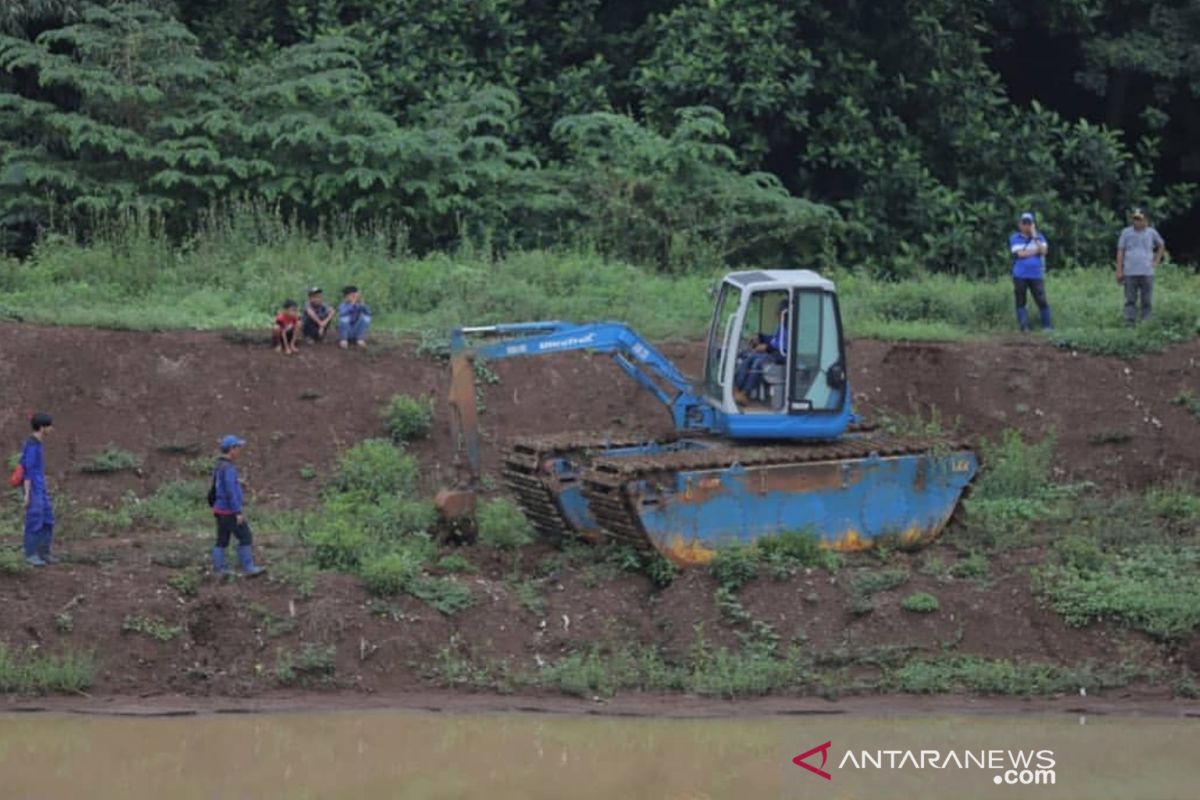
xmin=210 ymin=435 xmax=265 ymax=577
xmin=1009 ymin=212 xmax=1052 ymax=332
xmin=302 ymin=286 xmax=334 ymax=343
xmin=1116 ymin=209 xmax=1165 ymax=326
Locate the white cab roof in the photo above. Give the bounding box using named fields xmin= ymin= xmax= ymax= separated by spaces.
xmin=723 ymin=269 xmax=836 ymax=293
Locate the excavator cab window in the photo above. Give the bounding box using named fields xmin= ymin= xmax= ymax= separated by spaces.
xmin=788 ymin=290 xmax=846 ymax=413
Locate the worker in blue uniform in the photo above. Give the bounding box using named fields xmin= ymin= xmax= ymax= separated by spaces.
xmin=20 ymin=412 xmax=56 ymax=567
xmin=210 ymin=434 xmax=266 ymax=577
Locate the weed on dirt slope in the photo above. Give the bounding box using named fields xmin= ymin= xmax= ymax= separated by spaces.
xmin=1 ymin=325 xmax=1199 ymax=701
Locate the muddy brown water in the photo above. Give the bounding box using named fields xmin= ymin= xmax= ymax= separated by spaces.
xmin=0 ymin=710 xmax=1196 ymax=799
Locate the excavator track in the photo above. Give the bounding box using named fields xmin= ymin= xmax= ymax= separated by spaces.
xmin=501 ymin=432 xmax=676 ymax=538
xmin=580 ymin=435 xmax=969 ymax=549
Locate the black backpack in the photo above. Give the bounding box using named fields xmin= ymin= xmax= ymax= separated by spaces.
xmin=207 ymin=460 xmax=227 ymax=507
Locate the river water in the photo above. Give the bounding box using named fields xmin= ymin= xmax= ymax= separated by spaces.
xmin=0 ymin=709 xmax=1196 ymax=798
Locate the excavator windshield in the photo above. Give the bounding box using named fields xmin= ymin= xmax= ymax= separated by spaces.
xmin=703 ymin=282 xmax=741 ymax=400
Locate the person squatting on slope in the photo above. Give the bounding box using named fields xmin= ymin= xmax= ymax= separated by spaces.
xmin=1009 ymin=211 xmax=1052 ymax=332
xmin=1116 ymin=208 xmax=1166 ymax=327
xmin=209 ymin=434 xmax=266 ymax=578
xmin=18 ymin=412 xmax=56 ymax=566
xmin=302 ymin=286 xmax=335 ymax=342
xmin=734 ymin=298 xmax=789 ymax=406
xmin=337 ymin=285 xmax=372 ymax=349
xmin=272 ymin=299 xmax=300 ymax=355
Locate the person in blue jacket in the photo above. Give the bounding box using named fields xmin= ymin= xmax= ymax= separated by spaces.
xmin=337 ymin=285 xmax=372 ymax=349
xmin=210 ymin=434 xmax=265 ymax=577
xmin=734 ymin=299 xmax=789 ymax=405
xmin=1009 ymin=211 xmax=1053 ymax=331
xmin=20 ymin=412 xmax=55 ymax=567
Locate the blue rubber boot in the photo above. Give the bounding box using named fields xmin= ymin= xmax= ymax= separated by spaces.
xmin=212 ymin=546 xmax=229 ymax=576
xmin=237 ymin=545 xmax=266 ymax=577
xmin=1039 ymin=306 xmax=1053 ymax=331
xmin=1015 ymin=307 xmax=1030 ymax=332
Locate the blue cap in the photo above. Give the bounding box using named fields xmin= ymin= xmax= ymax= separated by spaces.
xmin=219 ymin=434 xmax=246 ymax=452
xmin=1019 ymin=211 xmax=1035 ymax=223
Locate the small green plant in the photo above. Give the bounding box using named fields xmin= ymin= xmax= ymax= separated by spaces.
xmin=332 ymin=439 xmax=419 ymax=499
xmin=275 ymin=644 xmax=336 ymax=686
xmin=381 ymin=394 xmax=433 ymax=442
xmin=0 ymin=548 xmax=30 ymax=575
xmin=272 ymin=560 xmax=317 ymax=599
xmin=361 ymin=549 xmax=427 ymax=596
xmin=516 ymin=579 xmax=546 ymax=614
xmin=949 ymin=551 xmax=989 ymax=580
xmin=477 ymin=498 xmax=535 ymax=550
xmin=167 ymin=570 xmax=201 ymax=597
xmin=436 ymin=553 xmax=477 ymax=574
xmin=888 ymin=655 xmax=1132 ymax=695
xmin=901 ymin=592 xmax=941 ymax=613
xmin=249 ymin=603 xmax=298 ymax=638
xmin=80 ymin=445 xmax=140 ymax=473
xmin=122 ymin=614 xmax=184 ymax=642
xmin=55 ymin=612 xmax=74 ymax=633
xmin=850 ymin=568 xmax=910 ymax=595
xmin=407 ymin=576 xmax=475 ymax=615
xmin=709 ymin=543 xmax=758 ymax=590
xmin=0 ymin=644 xmax=94 ymax=693
xmin=757 ymin=530 xmax=841 ymax=572
xmin=299 ymin=464 xmax=317 ymax=480
xmin=1171 ymin=389 xmax=1200 ymax=419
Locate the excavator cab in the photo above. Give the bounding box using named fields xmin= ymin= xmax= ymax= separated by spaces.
xmin=703 ymin=270 xmax=851 ymax=440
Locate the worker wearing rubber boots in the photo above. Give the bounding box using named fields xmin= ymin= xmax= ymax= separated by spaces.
xmin=209 ymin=434 xmax=266 ymax=578
xmin=19 ymin=412 xmax=56 ymax=567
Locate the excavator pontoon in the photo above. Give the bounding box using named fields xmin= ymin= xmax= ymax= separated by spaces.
xmin=437 ymin=270 xmax=977 ymax=565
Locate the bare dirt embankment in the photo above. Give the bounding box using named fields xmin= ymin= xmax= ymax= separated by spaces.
xmin=2 ymin=324 xmax=1199 ymax=715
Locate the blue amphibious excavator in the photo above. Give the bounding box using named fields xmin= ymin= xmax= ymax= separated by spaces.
xmin=436 ymin=270 xmax=977 ymax=565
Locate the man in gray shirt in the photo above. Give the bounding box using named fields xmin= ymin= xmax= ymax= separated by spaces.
xmin=1116 ymin=208 xmax=1165 ymax=326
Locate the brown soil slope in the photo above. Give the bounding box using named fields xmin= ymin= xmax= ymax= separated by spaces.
xmin=1 ymin=325 xmax=1198 ymax=703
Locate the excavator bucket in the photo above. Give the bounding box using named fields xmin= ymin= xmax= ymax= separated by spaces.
xmin=504 ymin=434 xmax=977 ymax=566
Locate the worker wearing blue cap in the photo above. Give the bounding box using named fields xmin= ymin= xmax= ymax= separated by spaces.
xmin=1009 ymin=211 xmax=1052 ymax=332
xmin=209 ymin=434 xmax=265 ymax=577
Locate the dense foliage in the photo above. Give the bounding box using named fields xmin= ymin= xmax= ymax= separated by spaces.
xmin=1 ymin=0 xmax=1197 ymax=274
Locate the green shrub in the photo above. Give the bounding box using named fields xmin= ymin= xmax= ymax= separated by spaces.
xmin=0 ymin=548 xmax=30 ymax=575
xmin=0 ymin=644 xmax=94 ymax=693
xmin=1036 ymin=545 xmax=1200 ymax=639
xmin=80 ymin=445 xmax=140 ymax=473
xmin=332 ymin=439 xmax=419 ymax=499
xmin=275 ymin=644 xmax=336 ymax=686
xmin=382 ymin=394 xmax=433 ymax=442
xmin=167 ymin=570 xmax=201 ymax=597
xmin=476 ymin=498 xmax=535 ymax=550
xmin=850 ymin=568 xmax=910 ymax=596
xmin=972 ymin=430 xmax=1056 ymax=502
xmin=709 ymin=543 xmax=758 ymax=590
xmin=122 ymin=614 xmax=183 ymax=642
xmin=361 ymin=549 xmax=427 ymax=596
xmin=901 ymin=592 xmax=940 ymax=613
xmin=889 ymin=656 xmax=1127 ymax=695
xmin=437 ymin=553 xmax=477 ymax=574
xmin=757 ymin=530 xmax=840 ymax=572
xmin=1145 ymin=484 xmax=1200 ymax=523
xmin=407 ymin=576 xmax=475 ymax=615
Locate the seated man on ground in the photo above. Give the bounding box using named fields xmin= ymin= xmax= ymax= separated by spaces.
xmin=302 ymin=286 xmax=334 ymax=342
xmin=733 ymin=299 xmax=788 ymax=406
xmin=272 ymin=299 xmax=300 ymax=355
xmin=337 ymin=285 xmax=372 ymax=349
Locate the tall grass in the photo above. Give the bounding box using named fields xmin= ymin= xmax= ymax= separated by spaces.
xmin=1 ymin=205 xmax=1197 ymax=352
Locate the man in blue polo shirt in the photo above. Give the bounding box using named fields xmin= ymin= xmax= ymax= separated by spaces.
xmin=1009 ymin=211 xmax=1052 ymax=332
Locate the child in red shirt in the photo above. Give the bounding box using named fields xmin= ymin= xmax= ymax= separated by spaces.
xmin=272 ymin=299 xmax=300 ymax=355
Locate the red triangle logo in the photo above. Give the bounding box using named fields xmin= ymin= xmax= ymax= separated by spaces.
xmin=793 ymin=741 xmax=833 ymax=781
